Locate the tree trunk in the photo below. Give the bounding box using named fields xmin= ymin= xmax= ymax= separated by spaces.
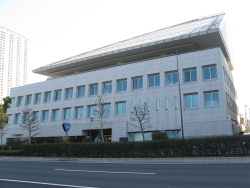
xmin=142 ymin=131 xmax=145 ymax=141
xmin=29 ymin=131 xmax=31 ymax=144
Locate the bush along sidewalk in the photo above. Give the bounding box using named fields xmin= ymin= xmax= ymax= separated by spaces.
xmin=19 ymin=135 xmax=250 ymax=158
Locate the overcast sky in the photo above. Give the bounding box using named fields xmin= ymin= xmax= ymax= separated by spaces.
xmin=0 ymin=0 xmax=249 ymax=115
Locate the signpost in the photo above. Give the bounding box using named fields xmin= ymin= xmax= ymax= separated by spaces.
xmin=62 ymin=123 xmax=71 ymax=142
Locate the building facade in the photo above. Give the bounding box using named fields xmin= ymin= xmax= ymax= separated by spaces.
xmin=0 ymin=26 xmax=29 ymax=103
xmin=4 ymin=13 xmax=238 ymax=144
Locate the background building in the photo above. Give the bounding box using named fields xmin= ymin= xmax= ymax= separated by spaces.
xmin=4 ymin=13 xmax=238 ymax=144
xmin=0 ymin=26 xmax=29 ymax=103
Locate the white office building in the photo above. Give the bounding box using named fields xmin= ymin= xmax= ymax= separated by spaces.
xmin=4 ymin=13 xmax=238 ymax=144
xmin=0 ymin=26 xmax=29 ymax=103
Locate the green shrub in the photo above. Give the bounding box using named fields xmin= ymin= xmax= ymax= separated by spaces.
xmin=0 ymin=150 xmax=23 ymax=156
xmin=20 ymin=135 xmax=250 ymax=158
xmin=152 ymin=132 xmax=168 ymax=141
xmin=6 ymin=139 xmax=22 ymax=150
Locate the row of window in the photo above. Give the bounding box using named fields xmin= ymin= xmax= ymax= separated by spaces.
xmin=11 ymin=65 xmax=217 ymax=107
xmin=8 ymin=91 xmax=219 ymax=124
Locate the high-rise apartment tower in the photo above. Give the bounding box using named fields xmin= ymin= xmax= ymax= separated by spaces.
xmin=0 ymin=26 xmax=29 ymax=103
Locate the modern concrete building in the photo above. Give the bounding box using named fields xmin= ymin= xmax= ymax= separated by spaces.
xmin=4 ymin=13 xmax=238 ymax=144
xmin=0 ymin=26 xmax=29 ymax=103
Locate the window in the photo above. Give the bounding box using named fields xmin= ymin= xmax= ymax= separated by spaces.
xmin=33 ymin=111 xmax=39 ymax=122
xmin=10 ymin=98 xmax=15 ymax=107
xmin=90 ymin=84 xmax=98 ymax=96
xmin=103 ymin=82 xmax=112 ymax=94
xmin=53 ymin=109 xmax=60 ymax=120
xmin=89 ymin=106 xmax=96 ymax=117
xmin=55 ymin=90 xmax=62 ymax=101
xmin=77 ymin=86 xmax=85 ymax=98
xmin=166 ymin=130 xmax=180 ymax=138
xmin=184 ymin=69 xmax=197 ymax=82
xmin=17 ymin=96 xmax=23 ymax=106
xmin=117 ymin=79 xmax=127 ymax=92
xmin=132 ymin=77 xmax=143 ymax=90
xmin=156 ymin=98 xmax=160 ymax=111
xmin=75 ymin=107 xmax=83 ymax=118
xmin=103 ymin=104 xmax=111 ymax=116
xmin=65 ymin=88 xmax=73 ymax=99
xmin=116 ymin=102 xmax=126 ymax=115
xmin=44 ymin=92 xmax=51 ymax=103
xmin=64 ymin=108 xmax=71 ymax=119
xmin=166 ymin=71 xmax=178 ymax=85
xmin=205 ymin=91 xmax=219 ymax=106
xmin=42 ymin=111 xmax=49 ymax=121
xmin=8 ymin=115 xmax=12 ymax=124
xmin=165 ymin=97 xmax=169 ymax=110
xmin=149 ymin=74 xmax=160 ymax=88
xmin=35 ymin=93 xmax=41 ymax=104
xmin=15 ymin=114 xmax=21 ymax=123
xmin=26 ymin=95 xmax=32 ymax=105
xmin=185 ymin=94 xmax=198 ymax=108
xmin=203 ymin=65 xmax=217 ymax=80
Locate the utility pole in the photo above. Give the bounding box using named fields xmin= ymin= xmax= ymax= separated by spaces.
xmin=175 ymin=47 xmax=184 ymax=139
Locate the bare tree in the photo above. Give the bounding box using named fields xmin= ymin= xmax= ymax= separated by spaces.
xmin=130 ymin=102 xmax=152 ymax=141
xmin=19 ymin=106 xmax=41 ymax=144
xmin=0 ymin=104 xmax=8 ymax=145
xmin=94 ymin=95 xmax=109 ymax=142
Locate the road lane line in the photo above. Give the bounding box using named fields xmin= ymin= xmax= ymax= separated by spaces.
xmin=54 ymin=169 xmax=156 ymax=175
xmin=0 ymin=178 xmax=99 ymax=188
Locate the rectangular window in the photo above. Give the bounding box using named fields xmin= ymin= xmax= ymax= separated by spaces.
xmin=203 ymin=65 xmax=217 ymax=80
xmin=26 ymin=95 xmax=32 ymax=105
xmin=44 ymin=92 xmax=51 ymax=103
xmin=35 ymin=93 xmax=41 ymax=104
xmin=33 ymin=111 xmax=39 ymax=122
xmin=103 ymin=104 xmax=111 ymax=116
xmin=205 ymin=91 xmax=219 ymax=106
xmin=17 ymin=96 xmax=23 ymax=106
xmin=53 ymin=109 xmax=60 ymax=120
xmin=8 ymin=115 xmax=12 ymax=124
xmin=184 ymin=69 xmax=197 ymax=82
xmin=42 ymin=111 xmax=49 ymax=121
xmin=117 ymin=79 xmax=127 ymax=92
xmin=116 ymin=102 xmax=126 ymax=115
xmin=89 ymin=106 xmax=96 ymax=117
xmin=55 ymin=90 xmax=62 ymax=101
xmin=65 ymin=88 xmax=73 ymax=99
xmin=103 ymin=82 xmax=112 ymax=94
xmin=132 ymin=77 xmax=143 ymax=90
xmin=90 ymin=84 xmax=98 ymax=96
xmin=75 ymin=107 xmax=83 ymax=118
xmin=149 ymin=74 xmax=160 ymax=88
xmin=10 ymin=98 xmax=15 ymax=107
xmin=77 ymin=86 xmax=85 ymax=98
xmin=64 ymin=108 xmax=71 ymax=119
xmin=185 ymin=94 xmax=198 ymax=108
xmin=15 ymin=114 xmax=21 ymax=123
xmin=166 ymin=71 xmax=178 ymax=85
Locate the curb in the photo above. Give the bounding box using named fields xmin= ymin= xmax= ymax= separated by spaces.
xmin=1 ymin=156 xmax=250 ymax=163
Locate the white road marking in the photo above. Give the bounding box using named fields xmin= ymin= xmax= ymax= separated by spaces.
xmin=0 ymin=178 xmax=98 ymax=188
xmin=54 ymin=169 xmax=156 ymax=175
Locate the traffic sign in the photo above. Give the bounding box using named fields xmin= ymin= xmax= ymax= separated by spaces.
xmin=62 ymin=123 xmax=71 ymax=132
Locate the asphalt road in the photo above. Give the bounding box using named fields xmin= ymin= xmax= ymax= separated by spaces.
xmin=0 ymin=160 xmax=249 ymax=188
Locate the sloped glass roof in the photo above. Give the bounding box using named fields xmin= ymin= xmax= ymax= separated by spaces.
xmin=34 ymin=13 xmax=227 ymax=72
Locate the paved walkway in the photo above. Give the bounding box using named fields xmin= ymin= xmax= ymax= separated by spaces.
xmin=1 ymin=156 xmax=250 ymax=163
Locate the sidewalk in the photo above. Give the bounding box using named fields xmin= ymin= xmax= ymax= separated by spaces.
xmin=1 ymin=156 xmax=250 ymax=163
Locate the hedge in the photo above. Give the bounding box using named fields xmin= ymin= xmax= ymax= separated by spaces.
xmin=21 ymin=135 xmax=250 ymax=157
xmin=0 ymin=150 xmax=23 ymax=156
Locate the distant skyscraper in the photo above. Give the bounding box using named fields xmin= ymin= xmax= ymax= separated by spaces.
xmin=0 ymin=26 xmax=29 ymax=103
